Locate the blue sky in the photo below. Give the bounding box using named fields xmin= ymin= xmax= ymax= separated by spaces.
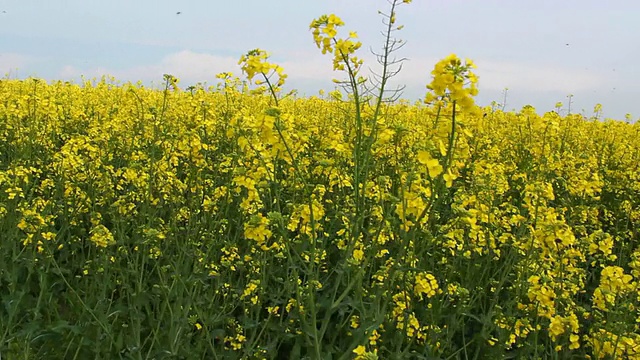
xmin=1 ymin=0 xmax=638 ymax=120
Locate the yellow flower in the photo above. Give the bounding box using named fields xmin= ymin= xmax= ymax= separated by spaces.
xmin=353 ymin=345 xmax=378 ymax=360
xmin=548 ymin=316 xmax=565 ymax=341
xmin=352 ymin=241 xmax=365 ymax=264
xmin=89 ymin=224 xmax=115 ymax=248
xmin=425 ymin=54 xmax=479 ymax=111
xmin=417 ymin=151 xmax=443 ymax=178
xmin=443 ymin=170 xmax=456 ymax=187
xmin=414 ymin=272 xmax=440 ymax=299
xmin=353 ymin=345 xmax=366 ymax=356
xmin=569 ymin=334 xmax=580 ymax=349
xmin=241 ymin=280 xmax=261 ymax=303
xmin=244 ymin=213 xmax=272 ymax=245
xmin=350 ymin=315 xmax=360 ymax=329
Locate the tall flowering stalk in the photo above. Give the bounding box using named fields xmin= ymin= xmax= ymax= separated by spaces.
xmin=425 ymin=54 xmax=479 ymax=170
xmin=238 ymin=48 xmax=288 ymax=106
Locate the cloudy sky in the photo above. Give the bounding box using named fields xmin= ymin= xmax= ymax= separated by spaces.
xmin=1 ymin=0 xmax=638 ymax=120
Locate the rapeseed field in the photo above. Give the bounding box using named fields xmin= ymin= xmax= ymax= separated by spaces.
xmin=1 ymin=1 xmax=639 ymax=358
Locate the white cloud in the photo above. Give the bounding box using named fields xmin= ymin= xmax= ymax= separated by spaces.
xmin=280 ymin=53 xmax=335 ymax=81
xmin=372 ymin=55 xmax=608 ymax=94
xmin=157 ymin=51 xmax=240 ymax=80
xmin=0 ymin=53 xmax=34 ymax=76
xmin=56 ymin=50 xmax=610 ymax=100
xmin=361 ymin=56 xmax=609 ymax=98
xmin=58 ymin=50 xmax=241 ymax=85
xmin=475 ymin=59 xmax=608 ymax=93
xmin=276 ymin=50 xmax=438 ymax=97
xmin=56 ymin=48 xmax=429 ymax=90
xmin=59 ymin=65 xmax=110 ymax=79
xmin=279 ymin=49 xmax=436 ymax=82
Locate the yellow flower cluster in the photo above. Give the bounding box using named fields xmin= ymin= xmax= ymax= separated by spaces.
xmin=310 ymin=14 xmax=363 ymax=73
xmin=238 ymin=48 xmax=287 ymax=97
xmin=589 ymin=329 xmax=640 ymax=359
xmin=1 ymin=46 xmax=639 ymax=358
xmin=593 ymin=266 xmax=636 ymax=311
xmin=414 ymin=272 xmax=441 ymax=300
xmin=425 ymin=54 xmax=479 ymax=112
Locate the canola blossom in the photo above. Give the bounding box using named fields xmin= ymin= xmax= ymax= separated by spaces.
xmin=1 ymin=2 xmax=640 ymax=359
xmin=2 ymin=72 xmax=639 ymax=359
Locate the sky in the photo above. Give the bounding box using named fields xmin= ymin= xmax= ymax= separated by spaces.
xmin=1 ymin=0 xmax=639 ymax=120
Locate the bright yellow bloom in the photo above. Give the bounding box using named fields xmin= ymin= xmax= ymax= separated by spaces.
xmin=417 ymin=151 xmax=443 ymax=178
xmin=89 ymin=224 xmax=115 ymax=248
xmin=353 ymin=345 xmax=366 ymax=356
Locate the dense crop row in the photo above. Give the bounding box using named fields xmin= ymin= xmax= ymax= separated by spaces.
xmin=2 ymin=1 xmax=640 ymax=359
